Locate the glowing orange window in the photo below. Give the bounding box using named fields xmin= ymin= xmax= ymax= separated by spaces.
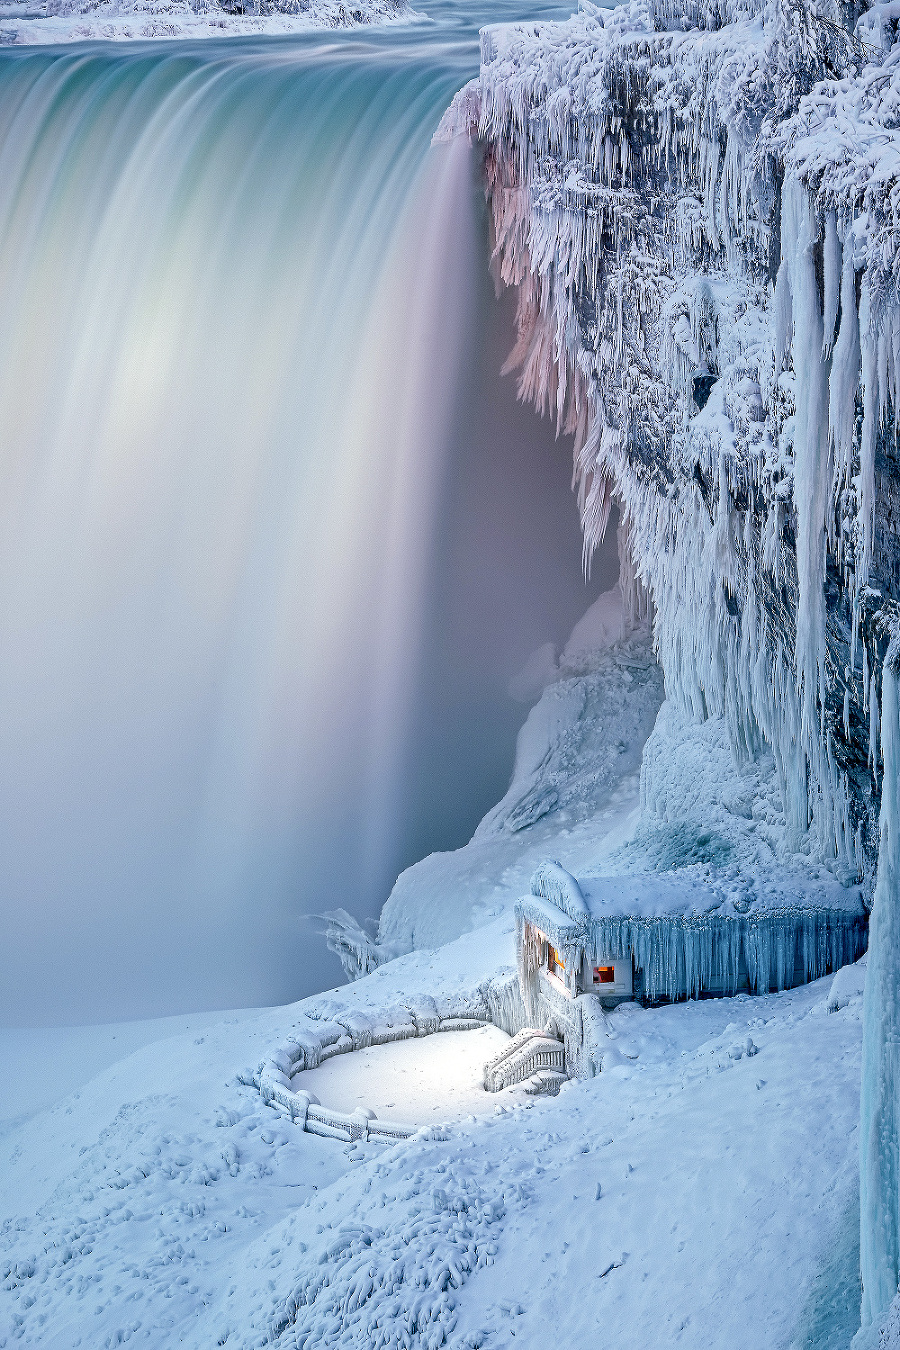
xmin=548 ymin=945 xmax=565 ymax=975
xmin=593 ymin=966 xmax=615 ymax=984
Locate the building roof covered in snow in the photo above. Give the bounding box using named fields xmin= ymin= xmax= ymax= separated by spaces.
xmin=578 ymin=870 xmax=867 ymax=921
xmin=516 ymin=861 xmax=867 ymax=1005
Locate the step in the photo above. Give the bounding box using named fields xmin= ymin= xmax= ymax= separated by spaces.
xmin=524 ymin=1069 xmax=567 ymax=1097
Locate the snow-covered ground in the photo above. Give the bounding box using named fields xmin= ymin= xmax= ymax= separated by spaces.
xmin=0 ymin=937 xmax=864 ymax=1348
xmin=0 ymin=1011 xmax=245 ymax=1134
xmin=293 ymin=1025 xmax=516 ymax=1124
xmin=0 ymin=590 xmax=869 ymax=1346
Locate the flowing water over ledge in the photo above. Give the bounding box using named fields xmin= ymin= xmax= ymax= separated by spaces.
xmin=0 ymin=0 xmax=608 ymax=1024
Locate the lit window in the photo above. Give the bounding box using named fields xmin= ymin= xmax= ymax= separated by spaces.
xmin=593 ymin=966 xmax=615 ymax=985
xmin=548 ymin=945 xmax=565 ymax=976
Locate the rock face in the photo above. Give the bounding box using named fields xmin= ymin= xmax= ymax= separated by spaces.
xmin=436 ymin=0 xmax=900 ymax=1332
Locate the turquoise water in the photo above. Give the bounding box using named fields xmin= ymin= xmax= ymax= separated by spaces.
xmin=0 ymin=0 xmax=593 ymax=1024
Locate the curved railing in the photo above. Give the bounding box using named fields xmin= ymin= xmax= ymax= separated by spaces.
xmin=253 ymin=975 xmax=528 ymax=1143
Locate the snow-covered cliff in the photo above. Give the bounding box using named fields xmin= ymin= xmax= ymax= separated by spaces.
xmin=433 ymin=0 xmax=900 ymax=1335
xmin=444 ymin=0 xmax=900 ymax=885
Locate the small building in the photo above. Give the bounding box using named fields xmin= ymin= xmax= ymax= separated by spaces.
xmin=514 ymin=860 xmax=868 ymax=1078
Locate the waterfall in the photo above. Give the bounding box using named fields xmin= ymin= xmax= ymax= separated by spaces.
xmin=0 ymin=41 xmax=481 ymax=1022
xmin=0 ymin=0 xmax=605 ymax=1026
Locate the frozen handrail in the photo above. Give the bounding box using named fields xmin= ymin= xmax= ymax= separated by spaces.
xmin=483 ymin=1028 xmax=565 ymax=1092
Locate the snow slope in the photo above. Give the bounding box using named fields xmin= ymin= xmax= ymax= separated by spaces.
xmin=0 ymin=1012 xmax=245 ymax=1132
xmin=0 ymin=933 xmax=864 ymax=1348
xmin=366 ymin=587 xmax=665 ymax=959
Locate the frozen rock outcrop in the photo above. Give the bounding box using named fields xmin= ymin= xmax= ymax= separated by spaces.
xmin=440 ymin=0 xmax=900 ymax=888
xmin=436 ymin=0 xmax=900 ymax=1330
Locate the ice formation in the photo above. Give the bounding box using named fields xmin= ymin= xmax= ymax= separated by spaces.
xmin=438 ymin=0 xmax=900 ymax=888
xmin=861 ymin=645 xmax=900 ymax=1329
xmin=435 ymin=0 xmax=900 ymax=1329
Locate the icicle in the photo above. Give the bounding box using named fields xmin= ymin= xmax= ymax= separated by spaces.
xmin=822 ymin=212 xmax=840 ymax=357
xmin=859 ymin=275 xmax=878 ymax=590
xmin=829 ymin=245 xmax=861 ymax=500
xmin=783 ymin=176 xmax=829 ymax=758
xmin=477 ymin=14 xmax=878 ymax=886
xmin=582 ymin=911 xmax=862 ymax=1006
xmin=844 ymin=685 xmax=851 ymax=740
xmin=860 ymin=644 xmax=900 ymax=1330
xmin=773 ymin=259 xmax=792 ymax=377
xmin=871 ymin=670 xmax=881 ymax=788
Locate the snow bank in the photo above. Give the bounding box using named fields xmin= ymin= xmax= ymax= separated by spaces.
xmin=0 ymin=949 xmax=866 ymax=1348
xmin=829 ymin=952 xmax=867 ymax=1014
xmin=0 ymin=0 xmax=411 ymax=45
xmin=0 ymin=1010 xmax=236 ymax=1128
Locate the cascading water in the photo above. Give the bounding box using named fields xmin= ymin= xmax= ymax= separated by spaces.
xmin=0 ymin=4 xmax=606 ymax=1026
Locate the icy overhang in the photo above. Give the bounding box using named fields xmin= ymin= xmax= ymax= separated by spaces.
xmin=479 ymin=22 xmax=548 ymax=67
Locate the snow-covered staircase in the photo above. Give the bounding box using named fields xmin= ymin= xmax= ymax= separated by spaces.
xmin=524 ymin=1069 xmax=567 ymax=1096
xmin=483 ymin=1028 xmax=565 ymax=1092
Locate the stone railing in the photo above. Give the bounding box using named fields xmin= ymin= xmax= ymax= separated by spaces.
xmin=253 ymin=976 xmax=527 ymax=1143
xmin=482 ymin=1028 xmax=565 ymax=1092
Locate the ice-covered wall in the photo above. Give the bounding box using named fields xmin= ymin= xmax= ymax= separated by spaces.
xmin=437 ymin=0 xmax=900 ymax=1330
